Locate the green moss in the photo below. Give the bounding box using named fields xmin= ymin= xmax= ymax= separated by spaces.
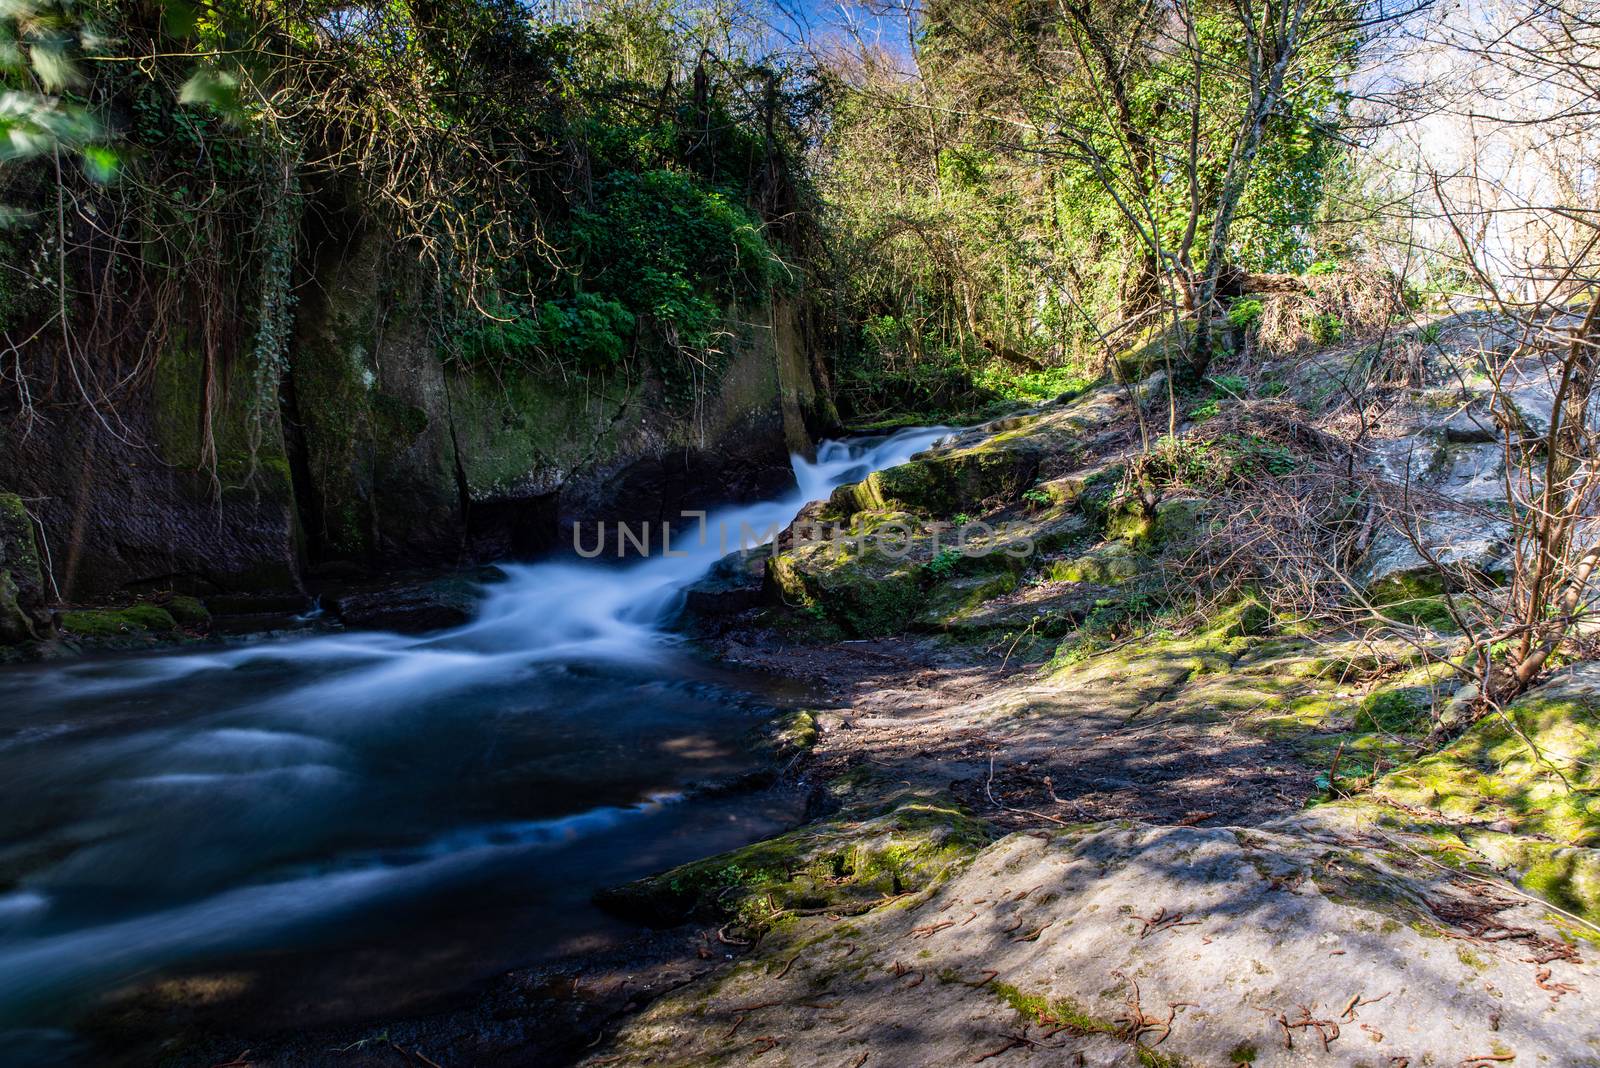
xmin=991 ymin=982 xmax=1118 ymax=1038
xmin=595 ymin=797 xmax=991 ymax=931
xmin=369 ymin=392 xmax=429 ymax=458
xmin=0 ymin=492 xmax=43 ymax=643
xmin=1228 ymin=1042 xmax=1258 ymax=1064
xmin=164 ymin=596 xmax=211 ymax=626
xmin=1048 ymin=543 xmax=1142 ymax=586
xmin=1367 ymin=667 xmax=1600 ymax=920
xmin=992 ymin=981 xmax=1185 ymax=1066
xmin=60 ymin=604 xmax=178 ymax=637
xmin=769 ymin=710 xmax=818 ymax=756
xmin=858 ymin=446 xmax=1042 ymax=518
xmin=1367 ymin=569 xmax=1445 ymax=605
xmin=1376 ymin=596 xmax=1460 ymax=633
xmin=1358 ymin=685 xmax=1434 ymax=733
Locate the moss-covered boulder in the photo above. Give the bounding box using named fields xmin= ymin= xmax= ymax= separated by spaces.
xmin=767 ymin=512 xmax=931 ymax=637
xmin=1105 ymin=495 xmax=1205 ymax=552
xmin=59 ymin=603 xmax=179 ymax=638
xmin=1376 ymin=663 xmax=1600 ymax=848
xmin=1045 ymin=543 xmax=1142 ymax=586
xmin=851 ymin=445 xmax=1043 ymax=518
xmin=163 ymin=595 xmax=211 ymax=627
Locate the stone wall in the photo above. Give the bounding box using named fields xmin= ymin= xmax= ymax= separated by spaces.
xmin=0 ymin=220 xmax=826 ymax=623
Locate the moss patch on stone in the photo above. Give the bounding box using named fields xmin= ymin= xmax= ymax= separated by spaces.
xmin=594 ymin=797 xmax=991 ymax=931
xmin=59 ymin=604 xmax=178 ymax=637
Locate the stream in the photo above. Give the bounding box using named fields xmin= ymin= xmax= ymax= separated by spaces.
xmin=0 ymin=427 xmax=949 ymax=1066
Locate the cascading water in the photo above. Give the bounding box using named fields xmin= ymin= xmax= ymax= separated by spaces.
xmin=0 ymin=427 xmax=948 ymax=1064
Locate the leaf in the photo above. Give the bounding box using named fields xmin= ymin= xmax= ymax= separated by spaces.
xmin=161 ymin=0 xmax=201 ymax=38
xmin=28 ymin=42 xmax=80 ymax=91
xmin=179 ymin=68 xmax=241 ymax=114
xmin=81 ymin=144 xmax=118 ymax=182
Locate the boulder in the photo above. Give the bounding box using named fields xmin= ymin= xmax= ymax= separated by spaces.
xmin=328 ymin=573 xmax=486 ymax=633
xmin=680 ymin=551 xmax=766 ymax=617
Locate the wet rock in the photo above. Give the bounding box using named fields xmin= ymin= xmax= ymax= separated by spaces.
xmin=328 ymin=574 xmax=484 ymax=633
xmin=681 ymin=551 xmax=767 ymax=617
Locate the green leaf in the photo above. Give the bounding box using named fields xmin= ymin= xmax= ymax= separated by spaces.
xmin=179 ymin=68 xmax=242 ymax=114
xmin=81 ymin=144 xmax=118 ymax=182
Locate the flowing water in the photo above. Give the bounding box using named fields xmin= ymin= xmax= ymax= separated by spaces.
xmin=0 ymin=427 xmax=949 ymax=1065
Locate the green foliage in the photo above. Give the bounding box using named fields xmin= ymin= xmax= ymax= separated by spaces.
xmin=460 ymin=293 xmax=636 ymax=373
xmin=926 ymin=547 xmax=963 ymax=578
xmin=1307 ymin=259 xmax=1342 ymax=276
xmin=1226 ymin=299 xmax=1265 ymax=331
xmin=974 ymin=363 xmax=1093 ymax=404
xmin=1307 ymin=311 xmax=1345 ymax=345
xmin=0 ymin=0 xmax=119 ymax=190
xmin=569 ymin=168 xmax=780 ymax=356
xmin=1134 ymin=434 xmax=1297 ymax=494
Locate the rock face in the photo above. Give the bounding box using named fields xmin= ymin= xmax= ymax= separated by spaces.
xmin=1352 ymin=310 xmax=1600 ymax=602
xmin=0 ymin=493 xmax=46 ymax=641
xmin=591 ymin=816 xmax=1600 ymax=1068
xmin=1 ymin=344 xmax=304 ymax=606
xmin=287 ymin=215 xmax=822 ymax=573
xmin=0 ymin=220 xmax=824 ymax=630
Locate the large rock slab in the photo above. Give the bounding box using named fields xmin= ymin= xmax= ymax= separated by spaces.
xmin=590 ymin=817 xmax=1600 ymax=1067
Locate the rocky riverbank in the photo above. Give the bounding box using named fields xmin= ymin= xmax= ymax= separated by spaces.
xmin=573 ymin=317 xmax=1600 ymax=1067
xmin=107 ymin=313 xmax=1600 ymax=1067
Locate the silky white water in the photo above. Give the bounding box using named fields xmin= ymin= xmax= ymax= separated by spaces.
xmin=0 ymin=427 xmax=948 ymax=1057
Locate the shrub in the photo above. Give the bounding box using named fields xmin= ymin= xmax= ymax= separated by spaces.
xmin=1307 ymin=311 xmax=1344 ymax=345
xmin=1226 ymin=298 xmax=1264 ymax=331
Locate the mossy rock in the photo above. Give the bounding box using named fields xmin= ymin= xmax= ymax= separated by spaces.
xmin=1046 ymin=543 xmax=1142 ymax=586
xmin=1375 ymin=663 xmax=1600 ymax=845
xmin=1114 ymin=320 xmax=1189 ymax=380
xmin=768 ymin=529 xmax=926 ymax=638
xmin=59 ymin=603 xmax=179 ymax=637
xmin=1358 ymin=685 xmax=1435 ymax=733
xmin=856 ymin=446 xmax=1042 ymax=518
xmin=1106 ymin=496 xmax=1204 ymax=552
xmin=1366 ymin=569 xmax=1446 ymax=605
xmin=594 ymin=798 xmax=990 ymax=930
xmin=0 ymin=492 xmax=44 ymax=643
xmin=162 ymin=595 xmax=212 ymax=627
xmin=1376 ymin=595 xmax=1461 ymax=633
xmin=1462 ymin=834 xmax=1600 ymax=924
xmin=913 ymin=572 xmax=1020 ymax=630
xmin=763 ymin=709 xmax=818 ymax=760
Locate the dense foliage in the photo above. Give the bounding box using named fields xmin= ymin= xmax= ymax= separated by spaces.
xmin=0 ymin=0 xmax=813 ymax=425
xmin=817 ymin=0 xmax=1371 ymax=416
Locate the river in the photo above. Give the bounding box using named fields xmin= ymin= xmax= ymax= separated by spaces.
xmin=0 ymin=427 xmax=949 ymax=1065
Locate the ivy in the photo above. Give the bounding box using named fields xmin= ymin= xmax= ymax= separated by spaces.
xmin=569 ymin=168 xmax=780 ymax=354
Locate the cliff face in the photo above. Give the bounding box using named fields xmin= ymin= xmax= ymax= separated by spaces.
xmin=0 ymin=221 xmax=825 ymax=625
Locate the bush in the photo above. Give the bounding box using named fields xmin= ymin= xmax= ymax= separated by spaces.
xmin=570 ymin=169 xmax=780 ymax=351
xmin=1307 ymin=311 xmax=1344 ymax=345
xmin=1226 ymin=298 xmax=1264 ymax=331
xmin=460 ymin=293 xmax=635 ymax=372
